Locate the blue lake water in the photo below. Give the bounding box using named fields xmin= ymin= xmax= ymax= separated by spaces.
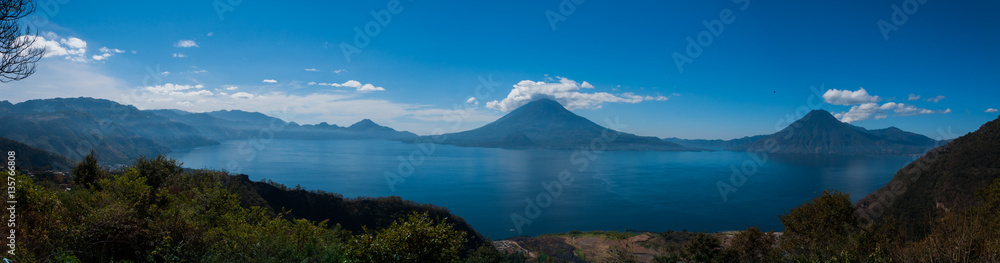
xmin=168 ymin=139 xmax=915 ymax=239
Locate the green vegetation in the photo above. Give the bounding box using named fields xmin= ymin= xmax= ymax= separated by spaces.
xmin=645 ymin=185 xmax=1000 ymax=262
xmin=541 ymin=230 xmax=636 ymax=241
xmin=344 ymin=212 xmax=466 ymax=262
xmin=7 ymin=153 xmax=519 ymax=262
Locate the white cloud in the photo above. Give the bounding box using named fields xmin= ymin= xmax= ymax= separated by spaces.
xmin=172 ymin=53 xmax=186 ymax=58
xmin=834 ymin=102 xmax=951 ymax=123
xmin=822 ymin=88 xmax=881 ymax=105
xmin=160 ymin=71 xmax=170 ymax=76
xmin=170 ymin=89 xmax=213 ymax=97
xmin=307 ymin=82 xmax=317 ymax=86
xmin=20 ymin=33 xmax=88 ymax=62
xmin=987 ymin=108 xmax=999 ymax=113
xmin=90 ymin=46 xmax=126 ymax=61
xmin=466 ymin=97 xmax=477 ymax=105
xmin=317 ymin=80 xmax=385 ymax=92
xmin=908 ymin=93 xmax=921 ymax=101
xmin=224 ymin=85 xmax=238 ymax=90
xmin=926 ymin=95 xmax=946 ymax=103
xmin=230 ymin=92 xmax=255 ymax=99
xmin=207 ymin=32 xmax=214 ymax=37
xmin=333 ymin=69 xmax=346 ymax=74
xmin=262 ymin=79 xmax=278 ymax=83
xmin=304 ymin=68 xmax=319 ymax=72
xmin=144 ymin=83 xmax=205 ymax=94
xmin=581 ymin=81 xmax=594 ymax=89
xmin=358 ymin=84 xmax=385 ymax=92
xmin=485 ymin=77 xmax=668 ymax=112
xmin=99 ymin=47 xmax=124 ymax=54
xmin=62 ymin=37 xmax=86 ymax=49
xmin=175 ymin=40 xmax=199 ymax=48
xmin=187 ymin=69 xmax=208 ymax=74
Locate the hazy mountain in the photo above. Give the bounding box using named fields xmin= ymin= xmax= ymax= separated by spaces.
xmin=0 ymin=98 xmax=204 ymax=164
xmin=284 ymin=119 xmax=417 ymax=140
xmin=856 ymin=114 xmax=1000 ymax=236
xmin=9 ymin=97 xmax=215 ymax=148
xmin=147 ymin=109 xmax=417 ymax=141
xmin=0 ymin=136 xmax=76 ymax=171
xmin=729 ymin=110 xmax=939 ymax=155
xmin=0 ymin=97 xmax=417 ymax=164
xmin=206 ymin=109 xmax=287 ymax=127
xmin=411 ymin=98 xmax=697 ymax=151
xmin=663 ymin=135 xmax=768 ymax=150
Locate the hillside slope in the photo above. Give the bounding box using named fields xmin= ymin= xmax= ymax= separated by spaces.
xmin=856 ymin=115 xmax=1000 ymax=236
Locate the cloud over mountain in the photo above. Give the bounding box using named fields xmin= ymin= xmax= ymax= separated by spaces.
xmin=823 ymin=88 xmax=881 ymax=105
xmin=485 ymin=77 xmax=667 ymax=112
xmin=824 ymin=88 xmax=950 ymax=123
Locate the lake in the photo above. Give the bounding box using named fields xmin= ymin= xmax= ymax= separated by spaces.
xmin=168 ymin=139 xmax=915 ymax=239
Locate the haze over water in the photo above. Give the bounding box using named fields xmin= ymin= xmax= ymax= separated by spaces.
xmin=170 ymin=139 xmax=914 ymax=239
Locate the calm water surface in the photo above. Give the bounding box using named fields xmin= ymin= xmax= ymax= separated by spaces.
xmin=169 ymin=139 xmax=914 ymax=239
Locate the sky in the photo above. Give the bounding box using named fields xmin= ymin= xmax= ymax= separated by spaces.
xmin=2 ymin=0 xmax=998 ymax=140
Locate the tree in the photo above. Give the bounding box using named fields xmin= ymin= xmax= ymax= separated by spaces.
xmin=465 ymin=245 xmax=504 ymax=263
xmin=72 ymin=150 xmax=107 ymax=190
xmin=131 ymin=155 xmax=183 ymax=190
xmin=779 ymin=190 xmax=858 ymax=260
xmin=724 ymin=226 xmax=778 ymax=263
xmin=345 ymin=212 xmax=467 ymax=263
xmin=683 ymin=233 xmax=721 ymax=262
xmin=1 ymin=0 xmax=43 ymax=82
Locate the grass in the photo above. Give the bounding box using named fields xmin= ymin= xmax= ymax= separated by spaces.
xmin=540 ymin=230 xmax=638 ymax=241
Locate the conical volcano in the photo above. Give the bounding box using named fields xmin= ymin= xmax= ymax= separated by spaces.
xmin=418 ymin=99 xmax=696 ymax=151
xmin=730 ymin=109 xmax=938 ymax=155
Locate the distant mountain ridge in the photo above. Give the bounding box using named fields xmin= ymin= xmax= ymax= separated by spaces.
xmin=410 ymin=98 xmax=697 ymax=151
xmin=147 ymin=109 xmax=417 ymax=141
xmin=728 ymin=110 xmax=940 ymax=156
xmin=664 ymin=135 xmax=768 ymax=150
xmin=0 ymin=97 xmax=418 ymax=165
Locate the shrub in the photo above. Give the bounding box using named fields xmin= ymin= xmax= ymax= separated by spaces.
xmin=345 ymin=212 xmax=467 ymax=263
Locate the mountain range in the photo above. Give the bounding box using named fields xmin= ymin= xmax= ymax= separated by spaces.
xmin=406 ymin=98 xmax=697 ymax=151
xmin=663 ymin=135 xmax=768 ymax=150
xmin=664 ymin=109 xmax=940 ymax=156
xmin=2 ymin=97 xmax=949 ymax=168
xmin=0 ymin=97 xmax=416 ymax=165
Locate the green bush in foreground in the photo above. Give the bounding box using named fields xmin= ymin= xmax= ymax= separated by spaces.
xmin=345 ymin=212 xmax=468 ymax=263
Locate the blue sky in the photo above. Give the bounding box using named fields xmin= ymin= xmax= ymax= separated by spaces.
xmin=2 ymin=0 xmax=998 ymax=139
